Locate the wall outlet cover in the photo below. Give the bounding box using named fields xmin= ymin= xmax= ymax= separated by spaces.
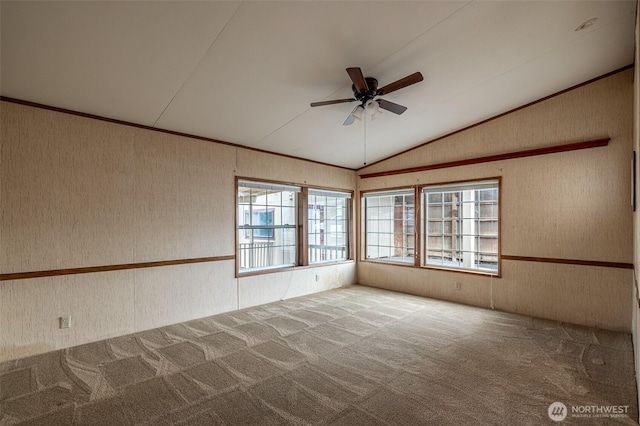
xmin=60 ymin=316 xmax=71 ymax=329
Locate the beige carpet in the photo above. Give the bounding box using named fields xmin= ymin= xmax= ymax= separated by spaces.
xmin=0 ymin=285 xmax=637 ymax=425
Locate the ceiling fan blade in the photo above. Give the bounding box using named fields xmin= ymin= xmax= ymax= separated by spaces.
xmin=377 ymin=72 xmax=423 ymax=96
xmin=310 ymin=98 xmax=356 ymax=107
xmin=377 ymin=98 xmax=407 ymax=115
xmin=343 ymin=113 xmax=356 ymax=126
xmin=346 ymin=67 xmax=369 ymax=93
xmin=343 ymin=105 xmax=362 ymax=125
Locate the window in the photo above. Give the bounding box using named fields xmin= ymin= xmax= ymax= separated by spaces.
xmin=423 ymin=180 xmax=499 ymax=273
xmin=363 ymin=189 xmax=415 ymax=264
xmin=308 ymin=189 xmax=351 ymax=263
xmin=238 ymin=180 xmax=299 ymax=272
xmin=361 ymin=178 xmax=500 ymax=275
xmin=237 ymin=179 xmax=352 ymax=274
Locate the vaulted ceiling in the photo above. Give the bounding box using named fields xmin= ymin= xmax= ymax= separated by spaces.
xmin=1 ymin=1 xmax=636 ymax=169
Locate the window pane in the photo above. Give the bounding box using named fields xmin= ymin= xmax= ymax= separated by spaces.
xmin=363 ymin=191 xmax=414 ymax=264
xmin=423 ymin=180 xmax=499 ymax=273
xmin=237 ymin=181 xmax=298 ymax=272
xmin=308 ymin=192 xmax=350 ymax=264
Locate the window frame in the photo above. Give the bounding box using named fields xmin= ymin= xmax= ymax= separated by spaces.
xmin=307 ymin=188 xmax=351 ymax=265
xmin=360 ymin=177 xmax=501 ymax=277
xmin=237 ymin=179 xmax=300 ymax=273
xmin=236 ymin=177 xmax=353 ymax=276
xmin=422 ymin=178 xmax=500 ymax=276
xmin=361 ymin=187 xmax=418 ymax=266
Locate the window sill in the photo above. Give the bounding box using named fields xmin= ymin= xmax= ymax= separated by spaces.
xmin=236 ymin=259 xmax=354 ymax=278
xmin=359 ymin=259 xmax=501 ymax=277
xmin=421 ymin=264 xmax=501 ymax=278
xmin=360 ymin=259 xmax=416 ymax=268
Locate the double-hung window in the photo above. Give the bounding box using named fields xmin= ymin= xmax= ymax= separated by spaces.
xmin=237 ymin=180 xmax=299 ymax=272
xmin=237 ymin=179 xmax=352 ymax=274
xmin=363 ymin=189 xmax=415 ymax=264
xmin=308 ymin=189 xmax=351 ymax=263
xmin=423 ymin=180 xmax=499 ymax=273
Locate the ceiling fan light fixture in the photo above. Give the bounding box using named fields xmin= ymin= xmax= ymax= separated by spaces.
xmin=364 ymin=99 xmax=380 ymax=117
xmin=352 ymin=105 xmax=364 ymax=121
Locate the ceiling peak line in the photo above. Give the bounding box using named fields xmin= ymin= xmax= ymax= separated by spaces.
xmin=361 ymin=0 xmax=473 ymax=76
xmin=151 ymin=1 xmax=244 ymax=128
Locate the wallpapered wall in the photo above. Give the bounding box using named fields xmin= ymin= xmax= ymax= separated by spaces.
xmin=358 ymin=69 xmax=634 ymax=331
xmin=631 ymin=3 xmax=640 ymax=419
xmin=0 ymin=103 xmax=356 ymax=362
xmin=0 ymin=67 xmax=634 ymax=362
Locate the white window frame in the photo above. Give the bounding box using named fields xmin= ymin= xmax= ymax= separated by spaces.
xmin=362 ymin=189 xmax=415 ymax=264
xmin=308 ymin=189 xmax=351 ymax=264
xmin=422 ymin=179 xmax=499 ymax=274
xmin=237 ymin=180 xmax=300 ymax=273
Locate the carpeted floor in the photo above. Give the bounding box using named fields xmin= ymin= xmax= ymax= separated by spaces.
xmin=0 ymin=285 xmax=637 ymax=425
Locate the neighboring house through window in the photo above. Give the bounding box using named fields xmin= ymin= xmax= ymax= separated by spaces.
xmin=237 ymin=179 xmax=352 ymax=273
xmin=363 ymin=189 xmax=415 ymax=264
xmin=308 ymin=189 xmax=350 ymax=263
xmin=237 ymin=180 xmax=299 ymax=272
xmin=424 ymin=179 xmax=499 ymax=273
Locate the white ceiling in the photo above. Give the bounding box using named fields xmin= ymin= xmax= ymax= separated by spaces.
xmin=1 ymin=1 xmax=636 ymax=169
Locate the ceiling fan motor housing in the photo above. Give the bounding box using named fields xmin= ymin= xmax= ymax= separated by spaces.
xmin=352 ymin=77 xmax=379 ymax=101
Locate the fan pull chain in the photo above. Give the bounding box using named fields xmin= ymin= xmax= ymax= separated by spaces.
xmin=363 ymin=112 xmax=367 ymax=166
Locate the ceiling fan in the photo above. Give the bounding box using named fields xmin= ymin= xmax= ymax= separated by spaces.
xmin=310 ymin=67 xmax=423 ymax=125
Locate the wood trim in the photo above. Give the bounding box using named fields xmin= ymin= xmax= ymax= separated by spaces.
xmin=359 ymin=259 xmax=417 ymax=269
xmin=235 ymin=259 xmax=355 ymax=278
xmin=413 ymin=186 xmax=421 ymax=267
xmin=0 ymin=96 xmax=355 ymax=172
xmin=358 ymin=64 xmax=633 ymax=170
xmin=359 ymin=185 xmax=418 ymax=196
xmin=299 ymin=187 xmax=309 ymax=266
xmin=235 ymin=177 xmax=241 ymax=277
xmin=502 ymin=255 xmax=633 ymax=269
xmin=497 ymin=177 xmax=503 ymax=276
xmin=359 ymin=138 xmax=609 ymax=179
xmin=348 ymin=197 xmax=355 ymax=262
xmin=0 ymin=255 xmax=235 ymax=281
xmin=420 ymin=264 xmax=502 ymax=279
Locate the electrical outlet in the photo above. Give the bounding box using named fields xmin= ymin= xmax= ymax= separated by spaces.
xmin=315 ymin=275 xmax=320 ymax=282
xmin=455 ymin=282 xmax=461 ymax=290
xmin=60 ymin=316 xmax=71 ymax=329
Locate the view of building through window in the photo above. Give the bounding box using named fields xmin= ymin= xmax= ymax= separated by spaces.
xmin=237 ymin=181 xmax=298 ymax=271
xmin=424 ymin=180 xmax=499 ymax=272
xmin=238 ymin=180 xmax=351 ymax=273
xmin=308 ymin=189 xmax=350 ymax=263
xmin=362 ymin=179 xmax=499 ymax=274
xmin=364 ymin=190 xmax=415 ymax=263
